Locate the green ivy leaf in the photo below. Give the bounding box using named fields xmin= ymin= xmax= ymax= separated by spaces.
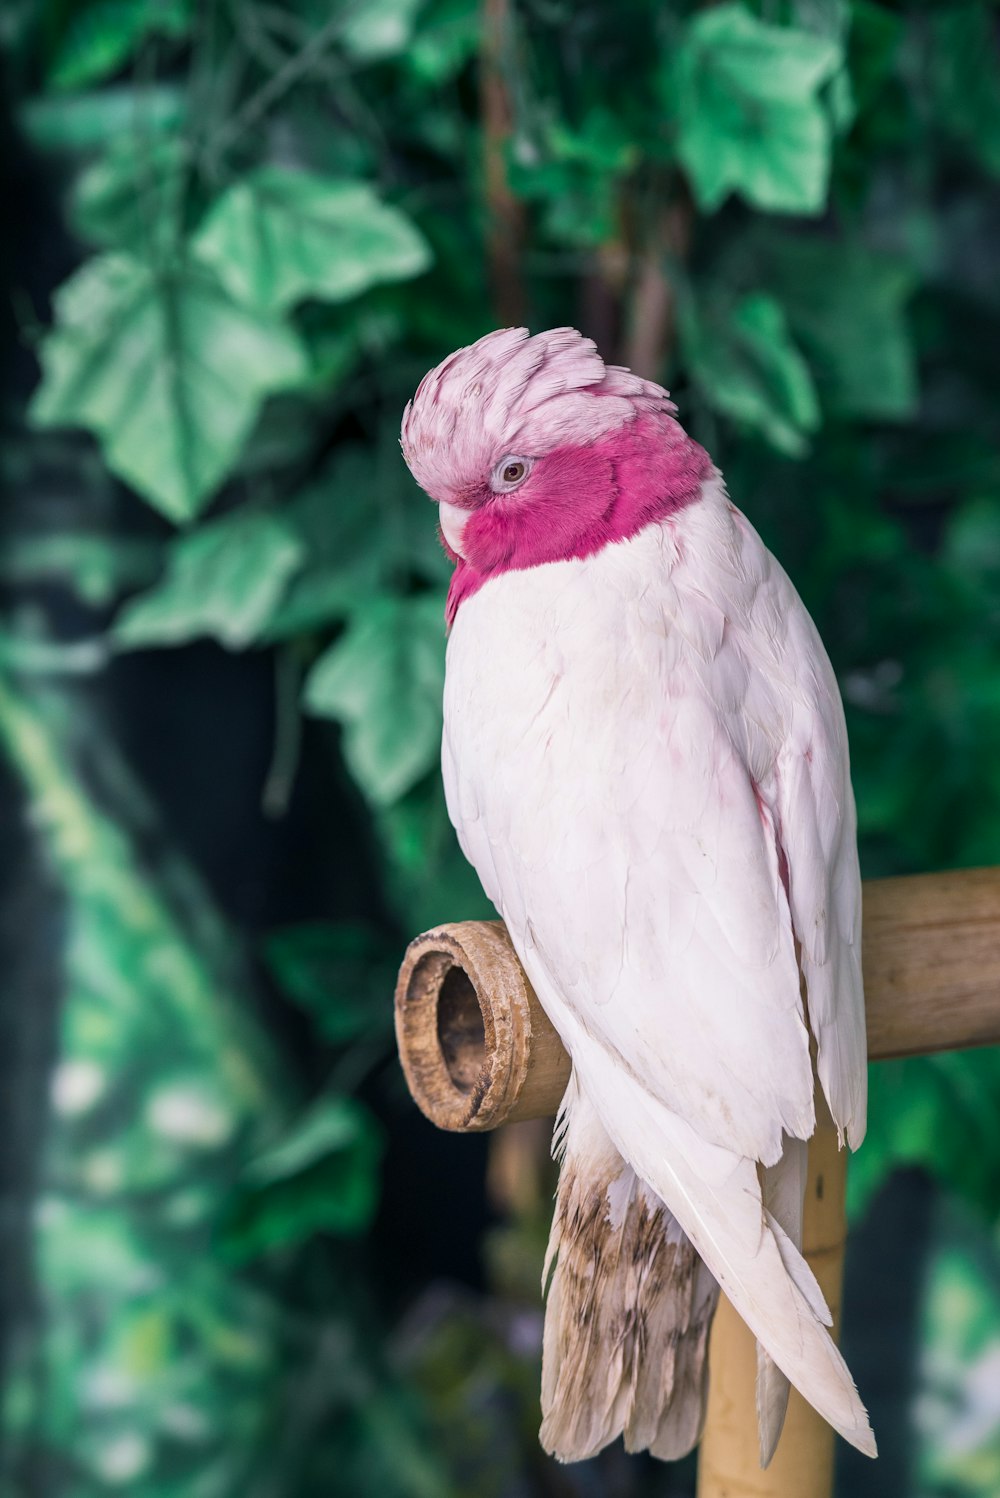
xmin=508 ymin=109 xmax=638 ymax=248
xmin=265 ymin=438 xmax=451 ymax=642
xmin=683 ymin=290 xmax=820 ymax=456
xmin=303 ymin=594 xmax=446 ymax=808
xmin=926 ymin=5 xmax=1000 ymax=177
xmin=48 ymin=0 xmax=192 ymax=92
xmin=225 ymin=1097 xmax=383 ymax=1258
xmin=340 ymin=0 xmax=424 ymax=60
xmin=113 ymin=435 xmax=447 ymax=652
xmin=763 ymin=239 xmax=917 ymax=420
xmin=2 ymin=533 xmax=160 ymax=609
xmin=71 ymin=135 xmax=187 ymax=251
xmin=113 ymin=508 xmax=305 ymax=650
xmin=192 ymin=169 xmax=432 ymax=314
xmin=945 ymin=497 xmax=1000 ymax=595
xmin=670 ymin=3 xmax=843 ymax=214
xmin=29 ymin=254 xmax=307 ymax=522
xmin=378 ymin=778 xmax=493 ymax=931
xmin=848 ymin=1050 xmax=1000 ymax=1222
xmin=263 ymin=922 xmax=394 ymax=1043
xmin=263 ymin=456 xmax=384 ymax=642
xmin=406 ymin=0 xmax=480 ymax=84
xmin=847 ymin=1 xmax=903 ymax=120
xmin=19 ymin=84 xmax=185 ymax=152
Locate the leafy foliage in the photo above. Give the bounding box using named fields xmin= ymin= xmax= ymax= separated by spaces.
xmin=226 ymin=1096 xmax=384 ymax=1258
xmin=47 ymin=0 xmax=191 ymax=91
xmin=0 ymin=677 xmax=287 ymax=1493
xmin=682 ymin=289 xmax=820 ymax=455
xmin=192 ymin=171 xmax=432 ymax=313
xmin=849 ymin=1051 xmax=1000 ymax=1222
xmin=917 ymin=1202 xmax=1000 ymax=1498
xmin=304 ymin=595 xmax=446 ymax=808
xmin=671 ymin=4 xmax=844 ymax=213
xmin=114 ymin=507 xmax=306 ymax=649
xmin=30 ymin=255 xmax=308 ymax=521
xmin=3 ymin=0 xmax=1000 ymax=1495
xmin=264 ymin=921 xmax=397 ymax=1043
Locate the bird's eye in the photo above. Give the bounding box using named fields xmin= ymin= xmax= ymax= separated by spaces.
xmin=492 ymin=456 xmax=532 ymax=491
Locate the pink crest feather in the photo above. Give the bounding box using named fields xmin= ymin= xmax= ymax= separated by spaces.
xmin=401 ymin=327 xmax=713 ymax=622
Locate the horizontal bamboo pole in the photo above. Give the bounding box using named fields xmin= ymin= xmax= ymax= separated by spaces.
xmin=861 ymin=867 xmax=1000 ymax=1058
xmin=394 ymin=868 xmax=1000 ymax=1131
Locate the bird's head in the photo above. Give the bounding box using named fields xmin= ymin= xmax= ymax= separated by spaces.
xmin=400 ymin=327 xmax=710 ymax=578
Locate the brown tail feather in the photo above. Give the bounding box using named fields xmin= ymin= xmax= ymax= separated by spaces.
xmin=540 ymin=1084 xmax=719 ymax=1462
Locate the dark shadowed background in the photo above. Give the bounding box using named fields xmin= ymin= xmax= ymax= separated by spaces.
xmin=1 ymin=1 xmax=1000 ymax=1494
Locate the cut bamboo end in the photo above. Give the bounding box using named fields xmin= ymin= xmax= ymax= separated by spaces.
xmin=394 ymin=920 xmax=571 ymax=1132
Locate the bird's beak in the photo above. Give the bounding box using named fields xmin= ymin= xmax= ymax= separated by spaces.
xmin=438 ymin=501 xmax=469 ymax=558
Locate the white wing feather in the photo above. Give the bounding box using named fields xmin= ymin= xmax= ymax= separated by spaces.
xmin=442 ymin=475 xmax=871 ymax=1452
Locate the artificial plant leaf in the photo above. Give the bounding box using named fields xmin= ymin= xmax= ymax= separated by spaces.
xmin=848 ymin=1049 xmax=1000 ymax=1223
xmin=71 ymin=134 xmax=187 ymax=251
xmin=48 ymin=0 xmax=192 ymax=91
xmin=263 ymin=448 xmax=386 ymax=641
xmin=29 ymin=253 xmax=307 ymax=522
xmin=670 ymin=3 xmax=843 ymax=214
xmin=926 ymin=4 xmax=1000 ymax=177
xmin=406 ymin=0 xmax=480 ymax=83
xmin=225 ymin=1097 xmax=383 ymax=1257
xmin=683 ymin=290 xmax=819 ymax=456
xmin=378 ymin=777 xmax=493 ymax=932
xmin=303 ymin=593 xmax=446 ymax=808
xmin=340 ymin=0 xmax=424 ymax=60
xmin=2 ymin=532 xmax=161 ymax=609
xmin=113 ymin=508 xmax=305 ymax=650
xmin=762 ymin=239 xmax=917 ymax=419
xmin=508 ymin=109 xmax=638 ymax=248
xmin=192 ymin=169 xmax=431 ymax=314
xmin=19 ymin=84 xmax=185 ymax=152
xmin=263 ymin=922 xmax=394 ymax=1043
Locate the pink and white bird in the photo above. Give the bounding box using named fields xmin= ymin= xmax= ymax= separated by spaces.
xmin=400 ymin=327 xmax=875 ymax=1466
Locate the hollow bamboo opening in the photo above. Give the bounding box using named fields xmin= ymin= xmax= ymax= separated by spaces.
xmin=394 ymin=921 xmax=571 ymax=1132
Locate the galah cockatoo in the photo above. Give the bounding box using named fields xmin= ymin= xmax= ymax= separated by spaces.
xmin=400 ymin=327 xmax=875 ymax=1466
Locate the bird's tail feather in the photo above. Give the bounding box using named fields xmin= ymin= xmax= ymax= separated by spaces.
xmin=564 ymin=1050 xmax=876 ymax=1459
xmin=540 ymin=1083 xmax=719 ymax=1463
xmin=756 ymin=1136 xmax=808 ymax=1465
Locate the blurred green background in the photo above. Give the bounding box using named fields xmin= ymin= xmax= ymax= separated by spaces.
xmin=1 ymin=0 xmax=999 ymax=1494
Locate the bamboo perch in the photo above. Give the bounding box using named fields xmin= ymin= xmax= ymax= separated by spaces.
xmin=395 ymin=868 xmax=1000 ymax=1128
xmin=393 ymin=867 xmax=1000 ymax=1496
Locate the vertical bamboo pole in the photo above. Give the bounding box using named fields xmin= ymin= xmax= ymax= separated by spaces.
xmin=696 ymin=1110 xmax=848 ymax=1498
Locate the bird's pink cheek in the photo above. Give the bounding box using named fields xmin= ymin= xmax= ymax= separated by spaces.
xmin=461 ymin=451 xmax=617 ymax=573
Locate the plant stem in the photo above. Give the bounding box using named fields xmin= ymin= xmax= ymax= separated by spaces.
xmin=480 ymin=0 xmax=528 ymax=327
